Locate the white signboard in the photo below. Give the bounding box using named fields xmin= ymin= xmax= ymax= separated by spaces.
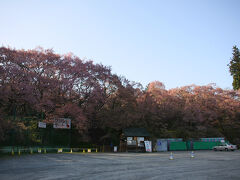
xmin=127 ymin=137 xmax=133 ymax=141
xmin=53 ymin=118 xmax=71 ymax=129
xmin=38 ymin=122 xmax=46 ymax=128
xmin=144 ymin=141 xmax=152 ymax=152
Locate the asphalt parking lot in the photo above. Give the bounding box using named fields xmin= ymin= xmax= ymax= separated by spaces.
xmin=0 ymin=150 xmax=240 ymax=180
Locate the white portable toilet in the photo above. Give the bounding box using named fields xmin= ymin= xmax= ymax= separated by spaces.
xmin=156 ymin=139 xmax=168 ymax=152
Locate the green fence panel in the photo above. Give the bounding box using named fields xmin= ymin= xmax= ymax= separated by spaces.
xmin=0 ymin=146 xmax=12 ymax=153
xmin=170 ymin=142 xmax=187 ymax=151
xmin=193 ymin=141 xmax=221 ymax=150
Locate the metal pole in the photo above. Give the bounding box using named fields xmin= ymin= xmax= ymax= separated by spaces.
xmin=68 ymin=128 xmax=71 ymax=148
xmin=41 ymin=112 xmax=44 ymax=147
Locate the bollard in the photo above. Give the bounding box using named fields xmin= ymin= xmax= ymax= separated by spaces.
xmin=190 ymin=151 xmax=195 ymax=158
xmin=58 ymin=148 xmax=62 ymax=153
xmin=83 ymin=149 xmax=85 ymax=153
xmin=11 ymin=149 xmax=14 ymax=156
xmin=96 ymin=148 xmax=98 ymax=153
xmin=18 ymin=149 xmax=21 ymax=156
xmin=44 ymin=149 xmax=47 ymax=154
xmin=169 ymin=152 xmax=174 ymax=160
xmin=30 ymin=149 xmax=33 ymax=154
xmin=88 ymin=149 xmax=91 ymax=153
xmin=70 ymin=149 xmax=72 ymax=153
xmin=38 ymin=148 xmax=41 ymax=153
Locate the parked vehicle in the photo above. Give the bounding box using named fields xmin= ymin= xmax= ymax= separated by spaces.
xmin=213 ymin=143 xmax=237 ymax=151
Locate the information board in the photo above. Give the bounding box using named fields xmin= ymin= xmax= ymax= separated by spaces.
xmin=38 ymin=122 xmax=46 ymax=128
xmin=144 ymin=141 xmax=152 ymax=152
xmin=53 ymin=118 xmax=71 ymax=129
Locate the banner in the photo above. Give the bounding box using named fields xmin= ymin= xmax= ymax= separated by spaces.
xmin=53 ymin=118 xmax=71 ymax=129
xmin=38 ymin=122 xmax=46 ymax=128
xmin=144 ymin=141 xmax=152 ymax=152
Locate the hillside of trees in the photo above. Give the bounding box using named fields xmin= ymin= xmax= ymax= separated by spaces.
xmin=1 ymin=47 xmax=240 ymax=146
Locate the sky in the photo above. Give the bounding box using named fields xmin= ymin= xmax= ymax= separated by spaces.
xmin=0 ymin=0 xmax=240 ymax=89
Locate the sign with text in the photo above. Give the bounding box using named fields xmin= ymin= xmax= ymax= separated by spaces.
xmin=53 ymin=118 xmax=71 ymax=129
xmin=144 ymin=141 xmax=152 ymax=152
xmin=38 ymin=122 xmax=46 ymax=128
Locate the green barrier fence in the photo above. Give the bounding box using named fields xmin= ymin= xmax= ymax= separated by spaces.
xmin=193 ymin=141 xmax=221 ymax=150
xmin=170 ymin=142 xmax=187 ymax=151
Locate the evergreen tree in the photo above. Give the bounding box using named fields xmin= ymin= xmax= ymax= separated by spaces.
xmin=228 ymin=45 xmax=240 ymax=90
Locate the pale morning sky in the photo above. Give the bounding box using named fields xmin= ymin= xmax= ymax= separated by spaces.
xmin=1 ymin=0 xmax=240 ymax=89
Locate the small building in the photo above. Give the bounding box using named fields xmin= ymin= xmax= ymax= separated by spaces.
xmin=119 ymin=128 xmax=151 ymax=152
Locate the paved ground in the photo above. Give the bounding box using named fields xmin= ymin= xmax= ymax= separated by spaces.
xmin=0 ymin=150 xmax=240 ymax=180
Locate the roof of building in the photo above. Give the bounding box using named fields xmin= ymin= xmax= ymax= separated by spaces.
xmin=122 ymin=128 xmax=150 ymax=137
